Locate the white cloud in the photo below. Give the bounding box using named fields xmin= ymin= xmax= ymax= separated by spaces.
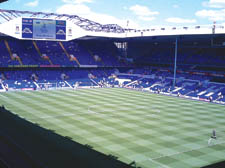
xmin=62 ymin=0 xmax=93 ymax=4
xmin=173 ymin=4 xmax=179 ymax=8
xmin=129 ymin=5 xmax=159 ymax=17
xmin=56 ymin=4 xmax=140 ymax=28
xmin=166 ymin=17 xmax=197 ymax=23
xmin=129 ymin=4 xmax=159 ymax=21
xmin=24 ymin=0 xmax=39 ymax=7
xmin=56 ymin=4 xmax=91 ymax=15
xmin=202 ymin=0 xmax=225 ymax=8
xmin=123 ymin=6 xmax=128 ymax=10
xmin=196 ymin=9 xmax=225 ymax=21
xmin=138 ymin=16 xmax=155 ymax=21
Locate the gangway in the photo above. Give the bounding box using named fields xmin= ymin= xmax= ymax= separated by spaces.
xmin=0 ymin=82 xmax=6 ymax=92
xmin=4 ymin=40 xmax=23 ymax=65
xmin=125 ymin=77 xmax=144 ymax=87
xmin=90 ymin=78 xmax=100 ymax=87
xmin=65 ymin=81 xmax=73 ymax=89
xmin=58 ymin=42 xmax=80 ymax=66
xmin=33 ymin=81 xmax=40 ymax=89
xmin=32 ymin=41 xmax=53 ymax=65
xmin=4 ymin=40 xmax=13 ymax=60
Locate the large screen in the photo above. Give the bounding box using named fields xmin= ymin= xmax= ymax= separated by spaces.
xmin=33 ymin=19 xmax=56 ymax=39
xmin=22 ymin=18 xmax=66 ymax=40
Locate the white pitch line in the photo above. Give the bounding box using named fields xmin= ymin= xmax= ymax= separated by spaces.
xmin=39 ymin=113 xmax=76 ymax=119
xmin=150 ymin=140 xmax=225 ymax=161
xmin=148 ymin=158 xmax=171 ymax=168
xmin=0 ymin=94 xmax=9 ymax=100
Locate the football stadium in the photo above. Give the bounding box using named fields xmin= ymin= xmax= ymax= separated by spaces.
xmin=0 ymin=1 xmax=225 ymax=168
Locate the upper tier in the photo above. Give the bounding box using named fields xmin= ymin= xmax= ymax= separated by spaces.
xmin=0 ymin=37 xmax=126 ymax=67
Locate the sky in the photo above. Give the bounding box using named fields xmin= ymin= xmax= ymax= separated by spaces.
xmin=1 ymin=0 xmax=225 ymax=29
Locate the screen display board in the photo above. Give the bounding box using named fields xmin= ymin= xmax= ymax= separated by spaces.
xmin=22 ymin=18 xmax=66 ymax=40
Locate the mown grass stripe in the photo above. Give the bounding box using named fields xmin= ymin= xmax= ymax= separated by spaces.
xmin=0 ymin=88 xmax=224 ymax=168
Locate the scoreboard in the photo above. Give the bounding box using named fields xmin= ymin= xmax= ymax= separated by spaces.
xmin=22 ymin=18 xmax=66 ymax=40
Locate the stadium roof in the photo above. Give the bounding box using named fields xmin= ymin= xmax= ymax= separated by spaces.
xmin=0 ymin=9 xmax=225 ymax=39
xmin=0 ymin=9 xmax=125 ymax=33
xmin=81 ymin=33 xmax=225 ymax=44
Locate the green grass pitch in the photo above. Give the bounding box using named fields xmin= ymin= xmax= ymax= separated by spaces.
xmin=0 ymin=88 xmax=225 ymax=168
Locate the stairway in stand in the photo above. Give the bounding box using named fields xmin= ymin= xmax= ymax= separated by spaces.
xmin=58 ymin=42 xmax=80 ymax=66
xmin=32 ymin=41 xmax=53 ymax=65
xmin=4 ymin=40 xmax=23 ymax=65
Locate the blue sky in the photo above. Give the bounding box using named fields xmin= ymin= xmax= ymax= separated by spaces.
xmin=1 ymin=0 xmax=225 ymax=28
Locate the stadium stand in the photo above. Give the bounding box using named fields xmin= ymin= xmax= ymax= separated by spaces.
xmin=131 ymin=36 xmax=224 ymax=64
xmin=0 ymin=38 xmax=124 ymax=67
xmin=82 ymin=40 xmax=124 ymax=66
